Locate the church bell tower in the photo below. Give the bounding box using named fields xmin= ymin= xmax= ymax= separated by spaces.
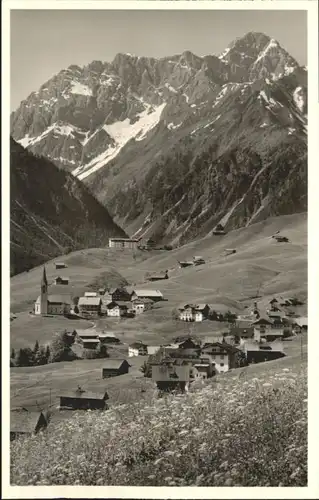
xmin=40 ymin=266 xmax=48 ymax=315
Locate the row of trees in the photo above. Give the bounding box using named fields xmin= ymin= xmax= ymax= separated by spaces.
xmin=10 ymin=330 xmax=109 ymax=367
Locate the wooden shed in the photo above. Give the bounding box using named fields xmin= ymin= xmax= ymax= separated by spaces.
xmin=10 ymin=411 xmax=47 ymax=441
xmin=102 ymin=359 xmax=130 ymax=378
xmin=59 ymin=387 xmax=109 ymax=410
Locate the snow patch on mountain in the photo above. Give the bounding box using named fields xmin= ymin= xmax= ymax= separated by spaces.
xmin=18 ymin=123 xmax=86 ymax=149
xmin=165 ymin=83 xmax=178 ymax=93
xmin=254 ymin=39 xmax=278 ymax=64
xmin=293 ymin=87 xmax=304 ymax=112
xmin=218 ymin=47 xmax=230 ymax=61
xmin=70 ymin=81 xmax=93 ymax=96
xmin=73 ymin=103 xmax=166 ymax=180
xmin=167 ymin=122 xmax=183 ymax=131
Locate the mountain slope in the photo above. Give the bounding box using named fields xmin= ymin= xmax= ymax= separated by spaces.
xmin=10 ymin=138 xmax=127 ymax=275
xmin=10 ymin=32 xmax=307 ymax=245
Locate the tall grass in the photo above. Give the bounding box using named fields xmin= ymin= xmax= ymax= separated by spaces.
xmin=11 ymin=363 xmax=307 ymax=486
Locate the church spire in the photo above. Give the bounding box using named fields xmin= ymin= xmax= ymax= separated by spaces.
xmin=41 ymin=266 xmax=48 ymax=288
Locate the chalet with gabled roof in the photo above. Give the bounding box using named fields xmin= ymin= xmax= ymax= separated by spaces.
xmin=129 ymin=341 xmax=148 ymax=357
xmin=201 ymin=342 xmax=241 ymax=372
xmin=78 ymin=296 xmax=102 ymax=316
xmin=10 ymin=411 xmax=47 ymax=441
xmin=59 ymin=387 xmax=109 ymax=410
xmin=109 ymin=288 xmax=131 ymax=302
xmin=131 ymin=289 xmax=163 ymax=302
xmin=102 ymin=359 xmax=130 ymax=378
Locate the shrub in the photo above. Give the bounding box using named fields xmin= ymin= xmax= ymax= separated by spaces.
xmin=48 ymin=331 xmax=78 ymax=363
xmin=15 ymin=348 xmax=35 ymax=367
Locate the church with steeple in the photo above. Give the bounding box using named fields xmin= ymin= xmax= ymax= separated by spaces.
xmin=34 ymin=266 xmax=71 ymax=316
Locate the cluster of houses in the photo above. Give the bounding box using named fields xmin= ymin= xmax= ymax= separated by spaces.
xmin=33 ymin=267 xmax=164 ymax=319
xmin=77 ymin=288 xmax=163 ymax=319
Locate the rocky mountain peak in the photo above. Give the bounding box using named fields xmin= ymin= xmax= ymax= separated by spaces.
xmin=10 ymin=32 xmax=307 ymax=247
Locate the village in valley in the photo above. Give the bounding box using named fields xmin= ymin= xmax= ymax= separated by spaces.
xmin=10 ymin=222 xmax=308 ymax=440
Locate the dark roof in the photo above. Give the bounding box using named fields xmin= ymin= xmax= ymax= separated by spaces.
xmin=76 ymin=329 xmax=100 ymax=338
xmin=130 ymin=341 xmax=148 ymax=349
xmin=102 ymin=359 xmax=129 ymax=369
xmin=109 ymin=237 xmax=140 ymax=242
xmin=203 ymin=342 xmax=239 ymax=354
xmin=10 ymin=411 xmax=44 ymax=433
xmin=60 ymin=390 xmax=108 ymax=401
xmin=252 ymin=317 xmax=274 ymax=325
xmin=48 ymin=294 xmax=72 ymax=304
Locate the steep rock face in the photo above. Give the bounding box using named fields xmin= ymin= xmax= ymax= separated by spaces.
xmin=11 ymin=32 xmax=307 ymax=245
xmin=10 ymin=138 xmax=127 ymax=275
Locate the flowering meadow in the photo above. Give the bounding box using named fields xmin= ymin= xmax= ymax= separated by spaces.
xmin=10 ymin=362 xmax=307 ymax=486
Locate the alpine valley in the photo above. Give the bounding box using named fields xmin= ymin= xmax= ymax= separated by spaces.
xmin=10 ymin=32 xmax=307 ymax=247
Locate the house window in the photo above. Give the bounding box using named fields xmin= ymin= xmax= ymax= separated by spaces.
xmin=220 ymin=363 xmax=224 ymax=367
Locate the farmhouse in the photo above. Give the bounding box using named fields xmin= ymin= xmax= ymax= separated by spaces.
xmin=131 ymin=289 xmax=164 ymax=302
xmin=230 ymin=323 xmax=254 ymax=341
xmin=179 ymin=307 xmax=202 ymax=322
xmin=54 ymin=276 xmax=69 ymax=285
xmin=75 ymin=329 xmax=99 ymax=340
xmin=102 ymin=359 xmax=130 ymax=378
xmin=152 ymin=363 xmax=195 ymax=392
xmin=59 ymin=387 xmax=109 ymax=410
xmin=186 ymin=303 xmax=210 ymax=318
xmin=55 ymin=262 xmax=67 ymax=269
xmin=129 ymin=341 xmax=148 ymax=357
xmin=110 ymin=288 xmax=131 ymax=302
xmin=78 ymin=296 xmax=102 ymax=316
xmin=252 ymin=317 xmax=284 ymax=341
xmin=147 ymin=270 xmax=169 ymax=282
xmin=109 ymin=237 xmax=140 ymax=249
xmin=106 ymin=301 xmax=129 ymax=317
xmin=10 ymin=411 xmax=47 ymax=441
xmin=243 ymin=341 xmax=285 ymax=364
xmin=201 ymin=342 xmax=240 ymax=373
xmin=82 ymin=338 xmax=100 ymax=349
xmin=98 ymin=332 xmax=121 ymax=344
xmin=131 ymin=298 xmax=153 ymax=314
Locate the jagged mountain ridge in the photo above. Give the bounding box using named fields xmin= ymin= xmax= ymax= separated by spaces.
xmin=10 ymin=32 xmax=307 ymax=245
xmin=10 ymin=138 xmax=127 ymax=275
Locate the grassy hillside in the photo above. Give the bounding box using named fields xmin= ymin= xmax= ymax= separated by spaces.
xmin=10 ymin=213 xmax=307 ymax=350
xmin=10 ymin=355 xmax=307 ymax=486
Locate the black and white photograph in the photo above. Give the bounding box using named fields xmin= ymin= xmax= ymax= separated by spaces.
xmin=2 ymin=0 xmax=318 ymax=497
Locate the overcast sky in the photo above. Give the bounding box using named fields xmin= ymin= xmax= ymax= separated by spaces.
xmin=10 ymin=9 xmax=307 ymax=110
